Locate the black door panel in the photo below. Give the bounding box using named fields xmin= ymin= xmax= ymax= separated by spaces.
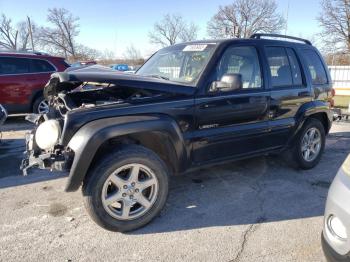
xmin=264 ymin=46 xmax=312 ymax=147
xmin=269 ymin=88 xmax=312 ymax=146
xmin=193 ymin=91 xmax=270 ymax=163
xmin=196 ymin=93 xmax=269 ymax=128
xmin=192 ymin=44 xmax=271 ymax=164
xmin=191 ymin=119 xmax=270 ymax=162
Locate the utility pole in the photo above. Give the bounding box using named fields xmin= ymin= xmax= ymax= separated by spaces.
xmin=285 ymin=0 xmax=290 ymax=35
xmin=27 ymin=16 xmax=35 ymax=51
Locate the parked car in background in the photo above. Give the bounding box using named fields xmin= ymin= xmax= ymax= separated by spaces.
xmin=110 ymin=64 xmax=129 ymax=71
xmin=23 ymin=34 xmax=333 ymax=232
xmin=322 ymin=155 xmax=350 ymax=261
xmin=70 ymin=61 xmax=97 ymax=68
xmin=0 ymin=104 xmax=7 ymax=126
xmin=124 ymin=65 xmax=142 ymax=74
xmin=0 ymin=51 xmax=69 ymax=114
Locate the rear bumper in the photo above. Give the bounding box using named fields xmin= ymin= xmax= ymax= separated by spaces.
xmin=322 ymin=234 xmax=350 ymax=262
xmin=327 ymin=109 xmax=333 ymax=133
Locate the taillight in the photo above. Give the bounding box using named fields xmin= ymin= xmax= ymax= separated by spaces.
xmin=329 ymin=88 xmax=335 ymax=108
xmin=331 ymin=88 xmax=336 ymax=97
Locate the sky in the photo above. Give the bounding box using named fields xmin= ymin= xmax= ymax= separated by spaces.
xmin=0 ymin=0 xmax=322 ymax=58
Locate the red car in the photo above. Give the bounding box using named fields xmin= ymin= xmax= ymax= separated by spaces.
xmin=0 ymin=51 xmax=69 ymax=114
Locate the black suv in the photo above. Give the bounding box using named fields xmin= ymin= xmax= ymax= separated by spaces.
xmin=22 ymin=34 xmax=333 ymax=232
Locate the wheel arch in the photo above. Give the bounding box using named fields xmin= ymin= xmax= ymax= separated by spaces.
xmin=91 ymin=131 xmax=180 ymax=175
xmin=308 ymin=112 xmax=330 ymax=135
xmin=65 ymin=115 xmax=187 ymax=192
xmin=30 ymin=89 xmax=44 ymax=112
xmin=30 ymin=89 xmax=43 ymax=107
xmin=284 ymin=101 xmax=332 ymax=148
xmin=295 ymin=101 xmax=332 ymax=135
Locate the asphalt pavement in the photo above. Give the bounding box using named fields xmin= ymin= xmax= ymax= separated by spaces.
xmin=1 ymin=117 xmax=350 ymax=261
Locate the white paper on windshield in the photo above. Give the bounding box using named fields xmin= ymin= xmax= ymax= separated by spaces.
xmin=183 ymin=44 xmax=207 ymax=52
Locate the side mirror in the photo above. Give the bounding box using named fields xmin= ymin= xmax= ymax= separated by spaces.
xmin=210 ymin=73 xmax=243 ymax=93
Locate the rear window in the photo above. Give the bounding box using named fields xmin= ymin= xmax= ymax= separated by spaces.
xmin=301 ymin=49 xmax=328 ymax=85
xmin=0 ymin=57 xmax=30 ymax=74
xmin=62 ymin=60 xmax=71 ymax=68
xmin=30 ymin=59 xmax=55 ymax=72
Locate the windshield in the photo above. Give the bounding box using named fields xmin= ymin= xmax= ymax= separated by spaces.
xmin=137 ymin=43 xmax=216 ymax=84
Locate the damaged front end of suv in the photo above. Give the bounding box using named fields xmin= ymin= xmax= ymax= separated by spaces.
xmin=21 ymin=113 xmax=72 ymax=176
xmin=21 ymin=65 xmax=194 ymax=177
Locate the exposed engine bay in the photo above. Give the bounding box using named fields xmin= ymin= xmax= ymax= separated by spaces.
xmin=20 ymin=67 xmax=195 ymax=175
xmin=48 ymin=82 xmax=163 ymax=116
xmin=42 ymin=67 xmax=194 ymax=117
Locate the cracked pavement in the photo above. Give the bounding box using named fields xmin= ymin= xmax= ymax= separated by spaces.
xmin=1 ymin=117 xmax=350 ymax=261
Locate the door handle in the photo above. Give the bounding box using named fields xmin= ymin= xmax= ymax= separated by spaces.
xmin=298 ymin=91 xmax=310 ymax=97
xmin=249 ymin=97 xmax=267 ymax=103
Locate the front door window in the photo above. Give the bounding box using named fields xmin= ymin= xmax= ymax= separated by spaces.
xmin=215 ymin=46 xmax=262 ymax=89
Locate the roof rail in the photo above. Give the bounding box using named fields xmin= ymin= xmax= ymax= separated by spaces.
xmin=0 ymin=50 xmax=50 ymax=55
xmin=250 ymin=33 xmax=312 ymax=45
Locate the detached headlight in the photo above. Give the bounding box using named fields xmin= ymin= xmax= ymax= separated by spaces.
xmin=35 ymin=120 xmax=61 ymax=150
xmin=327 ymin=215 xmax=348 ymax=240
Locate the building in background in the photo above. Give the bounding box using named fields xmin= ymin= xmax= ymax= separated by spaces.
xmin=329 ymin=66 xmax=350 ymax=108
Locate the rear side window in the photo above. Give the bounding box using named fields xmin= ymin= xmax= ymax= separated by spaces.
xmin=266 ymin=47 xmax=293 ymax=87
xmin=266 ymin=47 xmax=303 ymax=88
xmin=286 ymin=48 xmax=302 ymax=86
xmin=30 ymin=59 xmax=55 ymax=72
xmin=301 ymin=49 xmax=328 ymax=85
xmin=0 ymin=57 xmax=30 ymax=75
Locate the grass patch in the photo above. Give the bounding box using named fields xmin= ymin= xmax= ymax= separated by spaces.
xmin=334 ymin=96 xmax=350 ymax=108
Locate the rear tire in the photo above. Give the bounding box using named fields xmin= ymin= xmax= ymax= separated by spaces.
xmin=285 ymin=118 xmax=325 ymax=169
xmin=82 ymin=145 xmax=169 ymax=232
xmin=32 ymin=95 xmax=49 ymax=114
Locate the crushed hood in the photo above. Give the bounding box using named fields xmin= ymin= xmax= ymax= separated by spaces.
xmin=44 ymin=65 xmax=195 ymax=100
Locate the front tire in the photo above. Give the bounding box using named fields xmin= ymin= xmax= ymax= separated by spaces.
xmin=82 ymin=145 xmax=169 ymax=232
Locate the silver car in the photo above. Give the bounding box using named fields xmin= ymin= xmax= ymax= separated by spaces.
xmin=0 ymin=104 xmax=7 ymax=126
xmin=322 ymin=155 xmax=350 ymax=261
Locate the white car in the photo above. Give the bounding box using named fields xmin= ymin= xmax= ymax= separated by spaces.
xmin=322 ymin=154 xmax=350 ymax=261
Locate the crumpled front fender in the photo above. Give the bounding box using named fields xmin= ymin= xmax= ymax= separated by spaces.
xmin=65 ymin=115 xmax=187 ymax=192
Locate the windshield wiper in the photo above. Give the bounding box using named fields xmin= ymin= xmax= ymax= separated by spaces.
xmin=145 ymin=74 xmax=170 ymax=81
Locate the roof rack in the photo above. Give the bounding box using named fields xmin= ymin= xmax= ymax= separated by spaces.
xmin=250 ymin=33 xmax=312 ymax=45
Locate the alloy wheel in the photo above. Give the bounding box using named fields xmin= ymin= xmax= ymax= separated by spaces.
xmin=37 ymin=100 xmax=49 ymax=114
xmin=101 ymin=163 xmax=159 ymax=220
xmin=301 ymin=127 xmax=322 ymax=162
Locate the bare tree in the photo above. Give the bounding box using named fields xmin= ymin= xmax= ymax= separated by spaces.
xmin=74 ymin=44 xmax=100 ymax=61
xmin=207 ymin=0 xmax=285 ymax=39
xmin=0 ymin=14 xmax=18 ymax=49
xmin=99 ymin=49 xmax=115 ymax=61
xmin=39 ymin=8 xmax=79 ymax=58
xmin=149 ymin=14 xmax=199 ymax=47
xmin=0 ymin=14 xmax=35 ymax=50
xmin=318 ymin=0 xmax=350 ymax=53
xmin=179 ymin=22 xmax=199 ymax=42
xmin=123 ymin=44 xmax=141 ymax=60
xmin=123 ymin=44 xmax=143 ymax=65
